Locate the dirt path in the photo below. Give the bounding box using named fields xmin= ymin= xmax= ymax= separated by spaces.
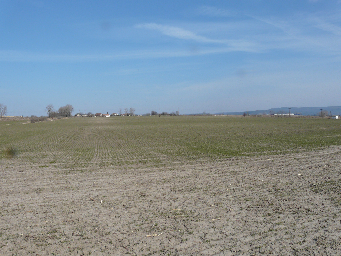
xmin=1 ymin=147 xmax=340 ymax=255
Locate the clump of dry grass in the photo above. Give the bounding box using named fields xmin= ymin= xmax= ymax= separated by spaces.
xmin=3 ymin=147 xmax=17 ymax=159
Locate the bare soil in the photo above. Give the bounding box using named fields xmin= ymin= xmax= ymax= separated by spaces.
xmin=1 ymin=147 xmax=340 ymax=255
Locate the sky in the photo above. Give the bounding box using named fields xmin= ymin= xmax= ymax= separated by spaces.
xmin=1 ymin=0 xmax=341 ymax=116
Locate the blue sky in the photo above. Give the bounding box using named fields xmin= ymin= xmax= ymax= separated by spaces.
xmin=1 ymin=0 xmax=341 ymax=116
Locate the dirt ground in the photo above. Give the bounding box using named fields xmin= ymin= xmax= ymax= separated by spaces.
xmin=1 ymin=147 xmax=341 ymax=255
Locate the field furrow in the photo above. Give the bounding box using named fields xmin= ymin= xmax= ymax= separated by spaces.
xmin=1 ymin=116 xmax=341 ymax=255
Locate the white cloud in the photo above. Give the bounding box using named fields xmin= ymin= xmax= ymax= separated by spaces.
xmin=135 ymin=23 xmax=225 ymax=44
xmin=3 ymin=9 xmax=341 ymax=63
xmin=0 ymin=45 xmax=258 ymax=63
xmin=135 ymin=22 xmax=261 ymax=53
xmin=196 ymin=6 xmax=234 ymax=17
xmin=313 ymin=18 xmax=341 ymax=36
xmin=247 ymin=12 xmax=341 ymax=55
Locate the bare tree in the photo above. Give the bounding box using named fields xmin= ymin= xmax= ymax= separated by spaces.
xmin=0 ymin=103 xmax=7 ymax=118
xmin=124 ymin=108 xmax=129 ymax=116
xmin=129 ymin=108 xmax=135 ymax=116
xmin=46 ymin=104 xmax=55 ymax=118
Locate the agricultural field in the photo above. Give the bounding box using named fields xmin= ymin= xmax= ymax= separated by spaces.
xmin=1 ymin=116 xmax=341 ymax=255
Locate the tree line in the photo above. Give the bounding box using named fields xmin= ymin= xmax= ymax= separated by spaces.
xmin=118 ymin=108 xmax=135 ymax=116
xmin=148 ymin=110 xmax=180 ymax=116
xmin=46 ymin=104 xmax=74 ymax=118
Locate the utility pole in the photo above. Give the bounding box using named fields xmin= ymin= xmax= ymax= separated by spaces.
xmin=288 ymin=108 xmax=291 ymax=117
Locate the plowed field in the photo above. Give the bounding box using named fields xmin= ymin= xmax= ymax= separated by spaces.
xmin=1 ymin=116 xmax=340 ymax=255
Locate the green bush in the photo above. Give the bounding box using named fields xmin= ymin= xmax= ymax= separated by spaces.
xmin=3 ymin=147 xmax=17 ymax=159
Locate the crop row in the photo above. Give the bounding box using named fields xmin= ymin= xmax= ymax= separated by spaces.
xmin=1 ymin=116 xmax=341 ymax=169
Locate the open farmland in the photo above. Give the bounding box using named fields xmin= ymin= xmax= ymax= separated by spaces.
xmin=2 ymin=116 xmax=341 ymax=168
xmin=1 ymin=116 xmax=341 ymax=255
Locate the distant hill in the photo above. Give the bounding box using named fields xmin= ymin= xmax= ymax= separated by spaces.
xmin=218 ymin=106 xmax=341 ymax=116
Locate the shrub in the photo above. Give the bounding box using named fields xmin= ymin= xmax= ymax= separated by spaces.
xmin=30 ymin=115 xmax=47 ymax=123
xmin=3 ymin=147 xmax=17 ymax=159
xmin=30 ymin=115 xmax=39 ymax=123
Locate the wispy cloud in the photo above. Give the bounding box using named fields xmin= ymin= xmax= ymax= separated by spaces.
xmin=313 ymin=18 xmax=341 ymax=36
xmin=196 ymin=6 xmax=234 ymax=17
xmin=135 ymin=23 xmax=225 ymax=44
xmin=0 ymin=45 xmax=258 ymax=63
xmin=247 ymin=11 xmax=341 ymax=55
xmin=135 ymin=22 xmax=260 ymax=53
xmin=3 ymin=9 xmax=341 ymax=63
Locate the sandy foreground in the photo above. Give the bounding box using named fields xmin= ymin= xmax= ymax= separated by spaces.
xmin=1 ymin=147 xmax=340 ymax=255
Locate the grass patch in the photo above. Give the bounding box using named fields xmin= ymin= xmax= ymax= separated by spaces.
xmin=1 ymin=116 xmax=340 ymax=167
xmin=2 ymin=147 xmax=18 ymax=159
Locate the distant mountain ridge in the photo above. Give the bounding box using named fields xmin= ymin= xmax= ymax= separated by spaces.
xmin=218 ymin=106 xmax=341 ymax=116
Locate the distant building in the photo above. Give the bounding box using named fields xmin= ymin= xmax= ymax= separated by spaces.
xmin=273 ymin=113 xmax=295 ymax=116
xmin=75 ymin=113 xmax=89 ymax=117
